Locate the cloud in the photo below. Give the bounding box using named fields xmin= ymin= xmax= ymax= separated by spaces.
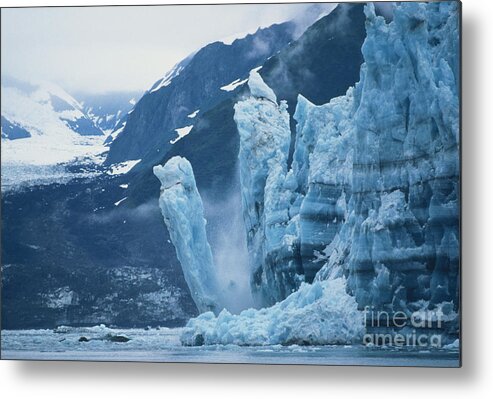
xmin=86 ymin=199 xmax=160 ymax=225
xmin=1 ymin=3 xmax=324 ymax=94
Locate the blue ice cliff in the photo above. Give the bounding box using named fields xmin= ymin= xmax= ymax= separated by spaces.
xmin=157 ymin=1 xmax=460 ymax=345
xmin=235 ymin=1 xmax=459 ymax=312
xmin=153 ymin=157 xmax=221 ymax=314
xmin=234 ymin=70 xmax=298 ymax=306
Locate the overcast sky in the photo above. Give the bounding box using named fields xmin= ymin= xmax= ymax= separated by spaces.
xmin=1 ymin=3 xmax=325 ymax=94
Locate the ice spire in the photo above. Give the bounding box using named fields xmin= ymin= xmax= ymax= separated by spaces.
xmin=153 ymin=156 xmax=221 ymax=314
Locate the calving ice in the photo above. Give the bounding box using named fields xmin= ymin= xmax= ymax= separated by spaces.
xmin=1 ymin=1 xmax=461 ymax=367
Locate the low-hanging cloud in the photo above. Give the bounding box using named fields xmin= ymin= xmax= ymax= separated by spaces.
xmin=1 ymin=3 xmax=330 ymax=94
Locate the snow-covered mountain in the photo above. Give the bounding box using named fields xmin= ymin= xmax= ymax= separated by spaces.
xmin=1 ymin=77 xmax=106 ymax=166
xmin=77 ymin=91 xmax=141 ymax=134
xmin=104 ymin=21 xmax=297 ymax=166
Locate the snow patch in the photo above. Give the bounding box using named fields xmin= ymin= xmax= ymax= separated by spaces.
xmin=187 ymin=110 xmax=200 ymax=119
xmin=170 ymin=125 xmax=193 ymax=144
xmin=220 ymin=78 xmax=248 ymax=92
xmin=150 ymin=65 xmax=184 ymax=94
xmin=107 ymin=159 xmax=141 ymax=175
xmin=114 ymin=197 xmax=127 ymax=206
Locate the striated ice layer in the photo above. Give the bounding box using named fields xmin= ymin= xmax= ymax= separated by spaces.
xmin=293 ymin=92 xmax=355 ymax=282
xmin=153 ymin=156 xmax=221 ymax=314
xmin=234 ymin=72 xmax=356 ymax=307
xmin=233 ymin=1 xmax=460 ymax=325
xmin=181 ymin=277 xmax=364 ymax=346
xmin=319 ymin=2 xmax=460 ymax=314
xmin=234 ymin=71 xmax=301 ymax=306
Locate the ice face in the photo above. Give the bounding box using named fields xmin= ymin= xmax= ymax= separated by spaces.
xmin=235 ymin=74 xmax=305 ymax=307
xmin=234 ymin=70 xmax=355 ymax=307
xmin=153 ymin=156 xmax=221 ymax=314
xmin=181 ymin=277 xmax=364 ymax=346
xmin=233 ymin=2 xmax=459 ymax=321
xmin=162 ymin=2 xmax=459 ymax=345
xmin=327 ymin=2 xmax=460 ymax=312
xmin=293 ymin=92 xmax=355 ymax=282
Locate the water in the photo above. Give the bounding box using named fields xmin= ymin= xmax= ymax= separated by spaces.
xmin=1 ymin=327 xmax=459 ymax=367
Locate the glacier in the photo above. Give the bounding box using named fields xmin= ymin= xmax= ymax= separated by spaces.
xmin=234 ymin=70 xmax=298 ymax=306
xmin=233 ymin=2 xmax=459 ymax=337
xmin=157 ymin=1 xmax=460 ymax=346
xmin=153 ymin=157 xmax=222 ymax=314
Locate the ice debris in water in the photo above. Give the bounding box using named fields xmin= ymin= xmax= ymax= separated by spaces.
xmin=181 ymin=278 xmax=364 ymax=346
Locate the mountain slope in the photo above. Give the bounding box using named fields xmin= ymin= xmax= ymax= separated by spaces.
xmin=122 ymin=3 xmax=366 ymax=207
xmin=259 ymin=2 xmax=366 ymax=135
xmin=104 ymin=22 xmax=297 ymax=165
xmin=77 ymin=91 xmax=141 ymax=134
xmin=1 ymin=78 xmax=106 ymax=166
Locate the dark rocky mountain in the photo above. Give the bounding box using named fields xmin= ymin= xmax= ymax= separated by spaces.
xmin=1 ymin=175 xmax=196 ymax=329
xmin=77 ymin=91 xmax=141 ymax=134
xmin=104 ymin=21 xmax=297 ymax=165
xmin=122 ymin=3 xmax=366 ymax=207
xmin=260 ymin=2 xmax=366 ymax=142
xmin=1 ymin=116 xmax=31 ymax=140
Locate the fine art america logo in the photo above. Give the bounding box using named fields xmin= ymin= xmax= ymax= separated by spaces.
xmin=362 ymin=306 xmax=445 ymax=348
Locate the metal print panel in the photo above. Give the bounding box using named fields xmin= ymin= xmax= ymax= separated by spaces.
xmin=0 ymin=1 xmax=461 ymax=367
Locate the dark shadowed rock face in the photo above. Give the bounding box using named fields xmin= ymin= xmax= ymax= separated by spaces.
xmin=1 ymin=176 xmax=197 ymax=329
xmin=261 ymin=3 xmax=366 ymax=110
xmin=1 ymin=116 xmax=31 ymax=140
xmin=120 ymin=4 xmax=367 ymax=209
xmin=104 ymin=22 xmax=296 ymax=166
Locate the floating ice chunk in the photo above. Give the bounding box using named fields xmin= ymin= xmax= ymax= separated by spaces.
xmin=153 ymin=156 xmax=221 ymax=314
xmin=181 ymin=278 xmax=364 ymax=346
xmin=443 ymin=339 xmax=459 ymax=350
